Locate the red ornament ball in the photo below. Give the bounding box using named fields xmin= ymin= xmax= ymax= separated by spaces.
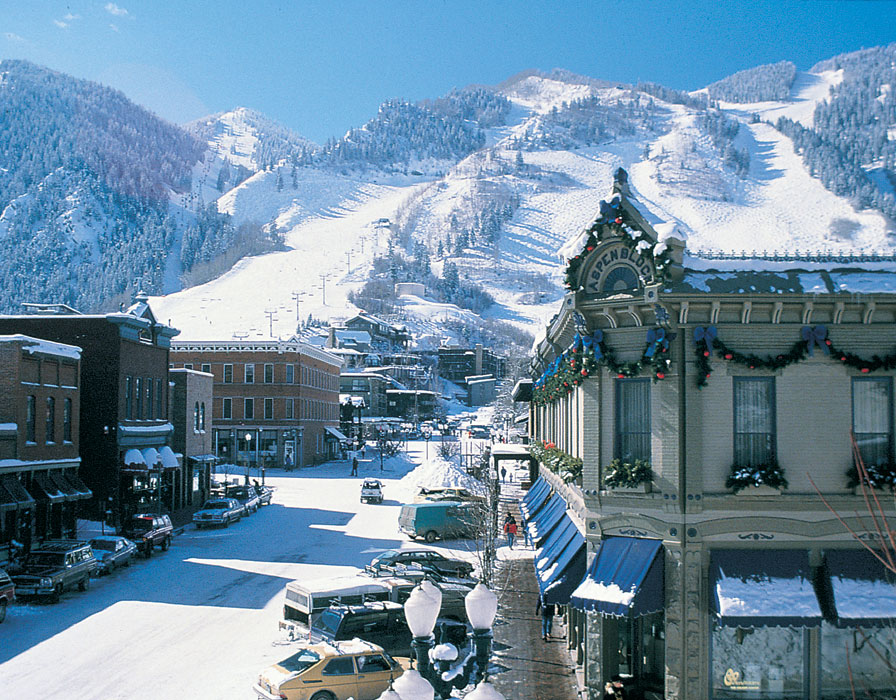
xmin=586 ymin=246 xmax=594 ymax=252
xmin=703 ymin=350 xmax=710 ymax=357
xmin=749 ymin=365 xmax=755 ymax=369
xmin=705 ymin=373 xmax=711 ymax=379
xmin=614 ymin=217 xmax=623 ymax=224
xmin=581 ymin=369 xmax=588 ymax=376
xmin=861 ymin=368 xmax=870 ymax=373
xmin=840 ymin=356 xmax=847 ymax=362
xmin=656 ymin=372 xmax=665 ymax=379
xmin=617 ymin=373 xmax=625 ymax=378
xmin=724 ymin=353 xmax=733 ymax=360
xmin=825 ymin=340 xmax=832 ymax=345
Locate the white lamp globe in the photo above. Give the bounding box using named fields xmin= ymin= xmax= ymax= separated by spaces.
xmin=404 ymin=584 xmax=441 ymax=638
xmin=375 ymin=689 xmax=403 ymax=700
xmin=465 ymin=680 xmax=506 ymax=700
xmin=419 ymin=579 xmax=442 ymax=613
xmin=464 ymin=583 xmax=498 ymax=631
xmin=391 ymin=669 xmax=435 ymax=700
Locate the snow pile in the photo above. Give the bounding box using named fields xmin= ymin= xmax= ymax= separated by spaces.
xmin=399 ymin=455 xmax=486 ymax=496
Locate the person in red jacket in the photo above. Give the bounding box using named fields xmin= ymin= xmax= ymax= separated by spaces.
xmin=503 ymin=515 xmax=518 ymax=549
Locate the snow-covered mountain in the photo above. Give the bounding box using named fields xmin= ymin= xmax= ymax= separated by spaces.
xmin=2 ymin=47 xmax=895 ymax=353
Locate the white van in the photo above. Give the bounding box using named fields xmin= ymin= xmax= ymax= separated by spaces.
xmin=281 ymin=574 xmax=391 ymax=625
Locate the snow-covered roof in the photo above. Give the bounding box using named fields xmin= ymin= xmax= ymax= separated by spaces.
xmin=0 ymin=334 xmax=82 ymax=359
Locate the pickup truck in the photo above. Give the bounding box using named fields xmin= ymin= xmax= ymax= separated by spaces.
xmin=10 ymin=540 xmax=97 ymax=603
xmin=360 ymin=479 xmax=384 ymax=504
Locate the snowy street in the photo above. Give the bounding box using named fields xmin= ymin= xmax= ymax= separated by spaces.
xmin=0 ymin=442 xmax=484 ymax=700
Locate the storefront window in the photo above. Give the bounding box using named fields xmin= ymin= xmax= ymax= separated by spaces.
xmin=711 ymin=626 xmax=805 ymax=699
xmin=820 ymin=622 xmax=896 ymax=699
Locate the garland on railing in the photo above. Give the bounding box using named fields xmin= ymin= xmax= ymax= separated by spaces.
xmin=604 ymin=458 xmax=653 ymax=489
xmin=693 ymin=324 xmax=896 ymax=388
xmin=563 ymin=194 xmax=675 ymax=290
xmin=528 ymin=440 xmax=583 ymax=484
xmin=532 ymin=328 xmax=673 ymax=405
xmin=726 ymin=461 xmax=789 ymax=492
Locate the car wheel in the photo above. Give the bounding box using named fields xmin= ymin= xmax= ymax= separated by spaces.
xmin=425 ymin=530 xmax=438 ymax=543
xmin=124 ymin=556 xmax=131 ymax=567
xmin=79 ymin=575 xmax=89 ymax=592
xmin=0 ymin=599 xmax=7 ymax=623
xmin=309 ymin=692 xmax=336 ymax=700
xmin=51 ymin=584 xmax=63 ymax=603
xmin=145 ymin=543 xmax=153 ymax=558
xmin=161 ymin=536 xmax=170 ymax=551
xmin=107 ymin=561 xmax=116 ymax=575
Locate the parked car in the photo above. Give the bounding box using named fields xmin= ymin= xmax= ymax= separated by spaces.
xmin=122 ymin=513 xmax=173 ymax=557
xmin=253 ymin=483 xmax=274 ymax=506
xmin=309 ymin=600 xmax=468 ymax=657
xmin=397 ymin=501 xmax=478 ymax=543
xmin=10 ymin=540 xmax=97 ymax=602
xmin=193 ymin=498 xmax=243 ymax=529
xmin=253 ymin=639 xmax=407 ymax=700
xmin=365 ymin=547 xmax=474 ymax=578
xmin=360 ymin=479 xmax=384 ymax=504
xmin=226 ymin=485 xmax=260 ymax=515
xmin=88 ymin=536 xmax=137 ymax=575
xmin=414 ymin=486 xmax=485 ymax=504
xmin=0 ymin=568 xmax=15 ymax=622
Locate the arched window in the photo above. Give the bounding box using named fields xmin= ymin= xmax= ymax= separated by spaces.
xmin=194 ymin=402 xmax=200 ymax=432
xmin=200 ymin=402 xmax=206 ymax=431
xmin=46 ymin=396 xmax=56 ymax=443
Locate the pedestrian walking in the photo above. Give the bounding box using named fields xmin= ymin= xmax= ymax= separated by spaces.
xmin=536 ymin=598 xmax=555 ymax=640
xmin=351 ymin=455 xmax=358 ymax=476
xmin=522 ymin=520 xmax=531 ymax=547
xmin=500 ymin=466 xmax=507 ymax=482
xmin=503 ymin=514 xmax=517 ymax=549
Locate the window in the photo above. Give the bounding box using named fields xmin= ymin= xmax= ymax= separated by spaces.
xmin=264 ymin=363 xmax=274 ymax=383
xmin=222 ymin=398 xmax=232 ymax=420
xmin=852 ymin=377 xmax=893 ymax=468
xmin=125 ymin=377 xmax=132 ymax=420
xmin=223 ymin=364 xmax=233 ymax=383
xmin=322 ymin=657 xmax=355 ymax=676
xmin=244 ymin=398 xmax=254 ymax=420
xmin=264 ymin=398 xmax=274 ymax=420
xmin=184 ymin=363 xmax=193 ymax=370
xmin=156 ymin=379 xmax=163 ymax=419
xmin=46 ymin=397 xmax=55 ymax=443
xmin=135 ymin=377 xmax=143 ymax=419
xmin=194 ymin=402 xmax=200 ymax=431
xmin=200 ymin=402 xmax=206 ymax=430
xmin=615 ymin=379 xmax=651 ymax=461
xmin=26 ymin=395 xmax=36 ymax=442
xmin=733 ymin=377 xmax=776 ymax=466
xmin=146 ymin=377 xmax=153 ymax=419
xmin=285 ymin=398 xmax=294 ymax=419
xmin=63 ymin=398 xmax=72 ymax=442
xmin=201 ymin=363 xmax=211 ymax=374
xmin=285 ymin=364 xmax=294 ymax=384
xmin=245 ymin=364 xmax=255 ymax=383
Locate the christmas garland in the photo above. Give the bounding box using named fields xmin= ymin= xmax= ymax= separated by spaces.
xmin=529 ymin=440 xmax=583 ymax=484
xmin=693 ymin=325 xmax=896 ymax=389
xmin=532 ymin=328 xmax=673 ymax=406
xmin=563 ymin=195 xmax=675 ymax=291
xmin=604 ymin=458 xmax=653 ymax=489
xmin=726 ymin=461 xmax=789 ymax=492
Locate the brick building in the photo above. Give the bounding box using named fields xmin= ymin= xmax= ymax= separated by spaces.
xmin=0 ymin=297 xmax=180 ymax=528
xmin=522 ymin=170 xmax=896 ymax=700
xmin=0 ymin=335 xmax=91 ymax=561
xmin=168 ymin=368 xmax=215 ymax=515
xmin=169 ymin=340 xmax=342 ymax=469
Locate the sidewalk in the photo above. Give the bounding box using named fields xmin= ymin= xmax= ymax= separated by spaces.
xmin=489 ymin=465 xmax=582 ymax=700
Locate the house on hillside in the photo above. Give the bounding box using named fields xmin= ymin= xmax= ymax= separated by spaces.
xmin=344 ymin=312 xmax=409 ymax=349
xmin=519 ymin=169 xmax=896 ymax=700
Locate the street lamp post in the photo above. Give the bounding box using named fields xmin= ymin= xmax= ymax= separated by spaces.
xmin=245 ymin=432 xmax=252 ymax=485
xmin=422 ymin=425 xmax=432 ymax=461
xmin=384 ymin=581 xmax=504 ymax=700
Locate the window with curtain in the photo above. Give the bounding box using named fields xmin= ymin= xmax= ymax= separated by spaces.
xmin=733 ymin=377 xmax=776 ymax=465
xmin=245 ymin=364 xmax=255 ymax=383
xmin=223 ymin=364 xmax=233 ymax=383
xmin=616 ymin=379 xmax=651 ymax=461
xmin=286 ymin=364 xmax=294 ymax=384
xmin=285 ymin=398 xmax=294 ymax=419
xmin=852 ymin=377 xmax=893 ymax=467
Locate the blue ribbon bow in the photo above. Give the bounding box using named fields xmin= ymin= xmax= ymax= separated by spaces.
xmin=644 ymin=328 xmax=668 ymax=357
xmin=693 ymin=326 xmax=718 ymax=355
xmin=801 ymin=325 xmax=829 ymax=356
xmin=582 ymin=329 xmax=603 ymax=359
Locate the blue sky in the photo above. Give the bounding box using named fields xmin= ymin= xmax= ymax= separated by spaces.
xmin=2 ymin=1 xmax=894 ymax=143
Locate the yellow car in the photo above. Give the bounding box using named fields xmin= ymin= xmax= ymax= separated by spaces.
xmin=253 ymin=639 xmax=407 ymax=700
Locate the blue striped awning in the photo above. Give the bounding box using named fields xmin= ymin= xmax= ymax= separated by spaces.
xmin=538 ymin=531 xmax=587 ymax=606
xmin=570 ymin=537 xmax=664 ymax=617
xmin=825 ymin=549 xmax=896 ymax=627
xmin=710 ymin=550 xmax=822 ymax=628
xmin=520 ymin=477 xmax=550 ymax=520
xmin=535 ymin=515 xmax=578 ymax=574
xmin=526 ymin=494 xmax=566 ymax=544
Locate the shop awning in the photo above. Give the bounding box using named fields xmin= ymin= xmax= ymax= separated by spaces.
xmin=826 ymin=549 xmax=896 ymax=627
xmin=141 ymin=448 xmax=162 ymax=469
xmin=710 ymin=549 xmax=822 ymax=628
xmin=520 ymin=477 xmax=550 ymax=519
xmin=540 ymin=538 xmax=587 ymax=606
xmin=0 ymin=476 xmax=35 ymax=511
xmin=535 ymin=515 xmax=578 ymax=573
xmin=49 ymin=471 xmax=80 ymax=501
xmin=31 ymin=472 xmax=65 ymax=504
xmin=570 ymin=536 xmax=664 ymax=617
xmin=122 ymin=449 xmax=147 ymax=472
xmin=324 ymin=426 xmax=350 ymax=442
xmin=188 ymin=454 xmax=219 ymax=463
xmin=65 ymin=472 xmax=93 ymax=500
xmin=526 ymin=494 xmax=567 ymax=544
xmin=159 ymin=446 xmax=179 ymax=469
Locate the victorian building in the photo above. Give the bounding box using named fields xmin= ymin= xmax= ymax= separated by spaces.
xmin=522 ymin=170 xmax=896 ymax=700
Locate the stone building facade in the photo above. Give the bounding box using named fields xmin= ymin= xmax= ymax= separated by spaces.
xmin=524 ymin=170 xmax=896 ymax=700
